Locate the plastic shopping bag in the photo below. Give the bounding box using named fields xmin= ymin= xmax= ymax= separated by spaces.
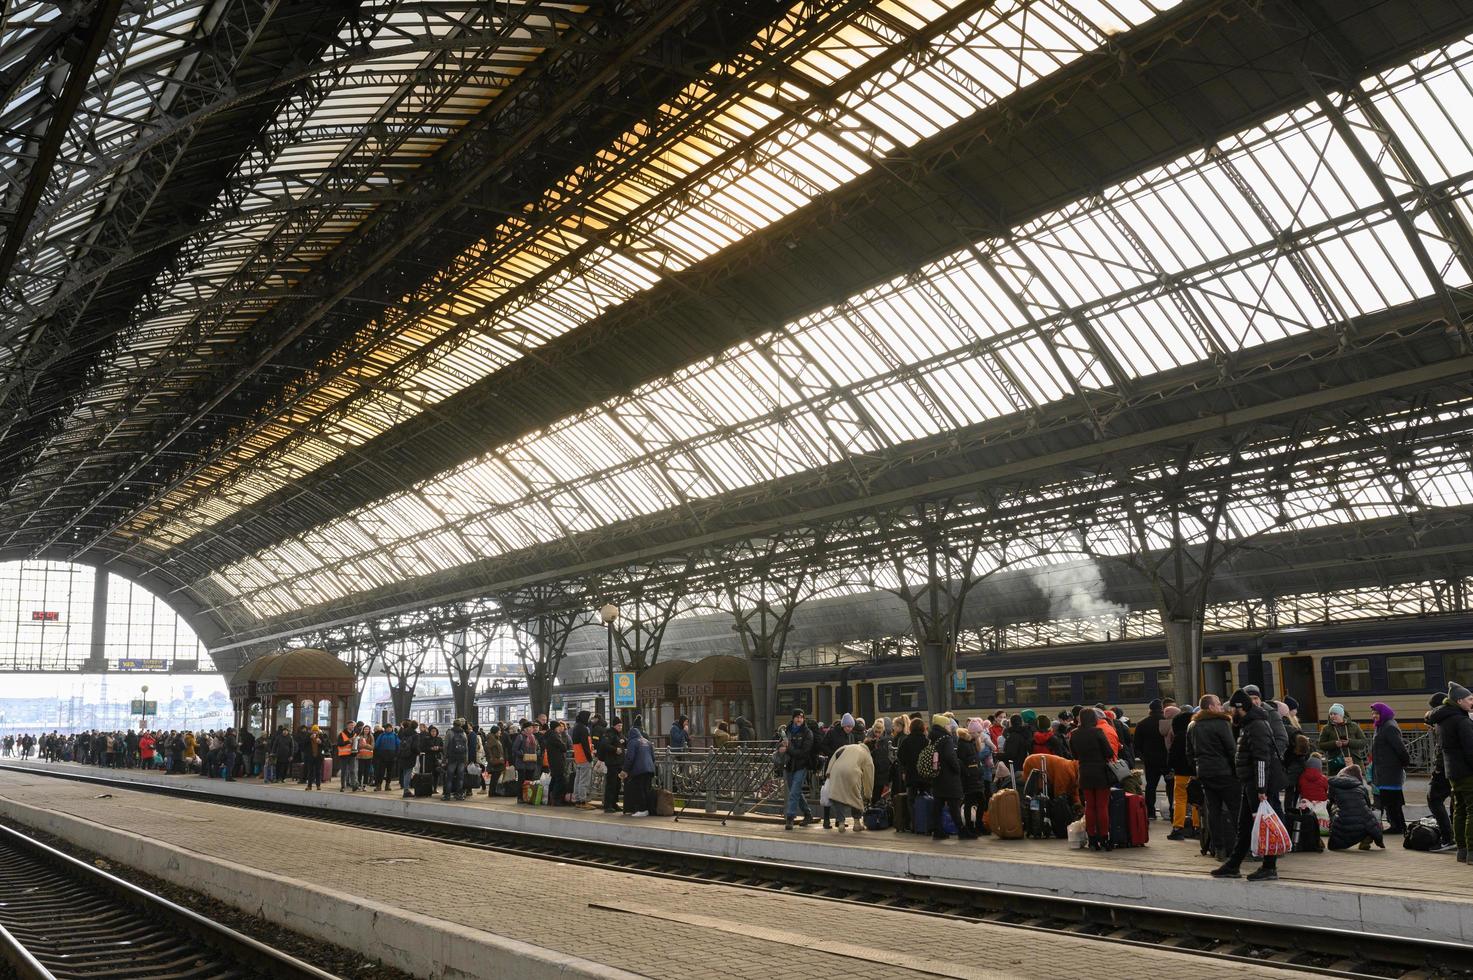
xmin=1067 ymin=818 xmax=1088 ymax=849
xmin=1250 ymin=799 xmax=1291 ymax=857
xmin=819 ymin=779 xmax=831 ymax=807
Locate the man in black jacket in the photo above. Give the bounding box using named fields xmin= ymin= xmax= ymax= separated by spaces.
xmin=1135 ymin=700 xmax=1169 ymax=822
xmin=1188 ymin=695 xmax=1238 ymax=861
xmin=596 ymin=717 xmax=626 ymax=813
xmin=779 ymin=709 xmax=816 ymax=830
xmin=1212 ymin=690 xmax=1281 ymax=882
xmin=1430 ymin=681 xmax=1473 ymax=862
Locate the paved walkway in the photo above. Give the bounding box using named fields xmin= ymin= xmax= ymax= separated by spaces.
xmin=0 ymin=768 xmax=1335 ymax=979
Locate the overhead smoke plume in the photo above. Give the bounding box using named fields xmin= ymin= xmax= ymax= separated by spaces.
xmin=1028 ymin=560 xmax=1130 ymax=623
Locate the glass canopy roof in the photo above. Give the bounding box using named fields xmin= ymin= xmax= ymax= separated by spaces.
xmin=207 ymin=31 xmax=1473 ymax=619
xmin=132 ymin=0 xmax=1179 ymax=549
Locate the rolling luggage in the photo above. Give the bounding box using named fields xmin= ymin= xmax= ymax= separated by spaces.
xmin=862 ymin=803 xmax=891 ymax=831
xmin=411 ymin=754 xmax=434 ymax=798
xmin=989 ymin=787 xmax=1024 ymax=839
xmin=1108 ymin=788 xmax=1131 ymax=847
xmin=1125 ymin=791 xmax=1149 ymax=846
xmin=321 ymin=757 xmax=334 ymax=784
xmin=912 ymin=793 xmax=935 ymax=835
xmin=1025 ymin=795 xmax=1048 ymax=838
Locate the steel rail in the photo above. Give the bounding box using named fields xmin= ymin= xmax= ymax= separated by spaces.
xmin=0 ymin=817 xmax=341 ymax=980
xmin=3 ymin=762 xmax=1467 ymax=979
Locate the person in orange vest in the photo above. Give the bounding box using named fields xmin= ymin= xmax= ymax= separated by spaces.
xmin=354 ymin=724 xmax=374 ymax=792
xmin=571 ymin=710 xmax=596 ymax=806
xmin=336 ymin=725 xmax=356 ymax=792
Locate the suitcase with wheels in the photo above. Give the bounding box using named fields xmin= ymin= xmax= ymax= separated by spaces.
xmin=321 ymin=757 xmax=334 ymax=784
xmin=911 ymin=793 xmax=935 ymax=835
xmin=1125 ymin=791 xmax=1149 ymax=845
xmin=1108 ymin=788 xmax=1131 ymax=847
xmin=989 ymin=787 xmax=1024 ymax=839
xmin=1025 ymin=795 xmax=1048 ymax=838
xmin=411 ymin=754 xmax=434 ymax=798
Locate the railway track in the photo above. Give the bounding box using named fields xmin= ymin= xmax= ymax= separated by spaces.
xmin=4 ymin=763 xmax=1467 ymax=979
xmin=0 ymin=818 xmax=339 ymax=980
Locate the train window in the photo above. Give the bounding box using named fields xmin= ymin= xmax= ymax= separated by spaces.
xmin=1446 ymin=652 xmax=1473 ymax=685
xmin=1385 ymin=655 xmax=1426 ymax=691
xmin=1155 ymin=670 xmax=1174 ymax=702
xmin=954 ymin=677 xmax=993 ymax=709
xmin=776 ymin=688 xmax=810 ymax=718
xmin=1046 ymin=675 xmax=1073 ymax=703
xmin=1080 ymin=672 xmax=1110 ymax=704
xmin=879 ymin=683 xmax=923 ymax=712
xmin=1013 ymin=676 xmax=1039 ymax=705
xmin=1333 ymin=658 xmax=1372 ymax=693
xmin=1117 ymin=671 xmax=1146 ymax=700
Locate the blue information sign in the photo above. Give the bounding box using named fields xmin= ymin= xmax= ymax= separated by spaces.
xmin=952 ymin=669 xmax=968 ymax=693
xmin=613 ymin=671 xmax=637 ymax=707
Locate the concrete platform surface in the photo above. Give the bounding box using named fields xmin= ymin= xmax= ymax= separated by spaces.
xmin=0 ymin=767 xmax=1344 ymax=980
xmin=5 ymin=759 xmax=1470 ymax=945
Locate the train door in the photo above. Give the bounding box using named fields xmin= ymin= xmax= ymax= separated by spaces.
xmin=1280 ymin=657 xmax=1317 ymax=722
xmin=817 ymin=685 xmax=833 ymax=724
xmin=856 ymin=683 xmax=876 ymax=724
xmin=1203 ymin=661 xmax=1233 ymax=700
xmin=835 ymin=683 xmax=852 ymax=718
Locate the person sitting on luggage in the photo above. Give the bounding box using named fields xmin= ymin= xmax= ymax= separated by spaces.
xmin=927 ymin=714 xmax=969 ymax=841
xmin=1327 ymin=763 xmax=1385 ymax=851
xmin=825 ymin=741 xmax=874 ymax=832
xmin=1069 ymin=708 xmax=1115 ymax=851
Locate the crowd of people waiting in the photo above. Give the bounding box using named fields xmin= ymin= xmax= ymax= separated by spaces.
xmin=772 ymin=681 xmax=1473 ymax=882
xmin=8 ymin=680 xmax=1472 ymax=882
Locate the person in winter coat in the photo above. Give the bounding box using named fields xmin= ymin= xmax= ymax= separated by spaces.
xmin=422 ymin=725 xmax=445 ymax=792
xmin=864 ymin=720 xmax=893 ymax=805
xmin=1327 ymin=764 xmax=1384 ymax=850
xmin=621 ymin=723 xmax=656 ymax=816
xmin=734 ymin=716 xmax=756 ymax=743
xmin=668 ymin=716 xmax=690 ymax=752
xmin=1167 ymin=707 xmax=1197 ymax=840
xmin=1282 ymin=733 xmax=1313 ymax=812
xmin=820 ymin=714 xmax=857 ymax=828
xmin=1187 ymin=695 xmax=1238 ymax=861
xmin=303 ymin=725 xmax=324 ymax=791
xmin=1366 ymin=702 xmax=1410 ymax=833
xmin=1430 ymin=681 xmax=1473 ymax=861
xmin=1002 ymin=715 xmax=1030 ymax=777
xmin=1317 ymin=704 xmax=1368 ymax=776
xmin=1211 ymin=690 xmax=1280 ymax=881
xmin=512 ymin=721 xmax=541 ymax=800
xmin=1136 ymin=699 xmax=1170 ymax=822
xmin=1423 ymin=693 xmax=1456 ymax=849
xmin=545 ymin=720 xmax=570 ymax=805
xmin=779 ymin=709 xmax=816 ymax=830
xmin=597 ymin=717 xmax=626 ymax=812
xmin=957 ymin=727 xmax=987 ymax=835
xmin=1298 ymin=754 xmax=1329 ymax=803
xmin=1022 ymin=753 xmax=1079 ymax=805
xmin=569 ymin=710 xmax=597 ymax=806
xmin=824 ymin=742 xmax=874 ymax=831
xmin=372 ymin=725 xmax=399 ymax=791
xmin=1030 ymin=714 xmax=1066 ymax=757
xmin=927 ymin=714 xmax=968 ymax=840
xmin=896 ymin=716 xmax=929 ymax=823
xmin=1070 ymin=708 xmax=1115 ymax=850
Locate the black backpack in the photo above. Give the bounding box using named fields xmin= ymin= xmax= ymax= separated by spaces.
xmin=1403 ymin=820 xmax=1440 ymax=851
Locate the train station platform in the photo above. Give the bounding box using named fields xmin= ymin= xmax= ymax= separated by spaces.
xmin=2 ymin=760 xmax=1468 ymax=951
xmin=0 ymin=765 xmax=1343 ymax=980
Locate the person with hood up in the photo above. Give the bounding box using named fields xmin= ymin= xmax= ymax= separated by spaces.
xmin=824 ymin=740 xmax=874 ymax=832
xmin=1069 ymin=707 xmax=1115 ymax=851
xmin=864 ymin=719 xmax=893 ymax=805
xmin=711 ymin=721 xmax=732 ymax=751
xmin=820 ymin=713 xmax=857 ymax=829
xmin=778 ymin=709 xmax=816 ymax=830
xmin=620 ymin=720 xmax=656 ymax=816
xmin=443 ymin=718 xmax=470 ymax=801
xmin=1298 ymin=755 xmax=1329 ymax=804
xmin=1136 ymin=699 xmax=1170 ymax=822
xmin=1211 ymin=690 xmax=1280 ymax=882
xmin=1167 ymin=705 xmax=1198 ymax=840
xmin=1327 ymin=763 xmax=1384 ymax=851
xmin=668 ymin=715 xmax=690 ymax=752
xmin=1430 ymin=681 xmax=1473 ymax=861
xmin=1031 ymin=714 xmax=1066 ymax=757
xmin=570 ymin=710 xmax=596 ymax=807
xmin=734 ymin=716 xmax=755 ymax=743
xmin=1188 ymin=694 xmax=1238 ymax=861
xmin=1423 ymin=693 xmax=1457 ymax=851
xmin=1367 ymin=702 xmax=1410 ymax=834
xmin=1317 ymin=704 xmax=1367 ymax=776
xmin=926 ymin=713 xmax=968 ymax=840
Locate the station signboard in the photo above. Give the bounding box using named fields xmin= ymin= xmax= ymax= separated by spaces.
xmin=117 ymin=658 xmax=169 ymax=671
xmin=129 ymin=700 xmax=158 ymax=715
xmin=30 ymin=611 xmax=60 ymax=622
xmin=952 ymin=668 xmax=968 ymax=692
xmin=613 ymin=672 xmax=637 ymax=707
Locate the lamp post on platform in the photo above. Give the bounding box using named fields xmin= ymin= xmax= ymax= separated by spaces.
xmin=139 ymin=684 xmax=149 ymax=730
xmin=600 ymin=604 xmax=619 ymax=722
